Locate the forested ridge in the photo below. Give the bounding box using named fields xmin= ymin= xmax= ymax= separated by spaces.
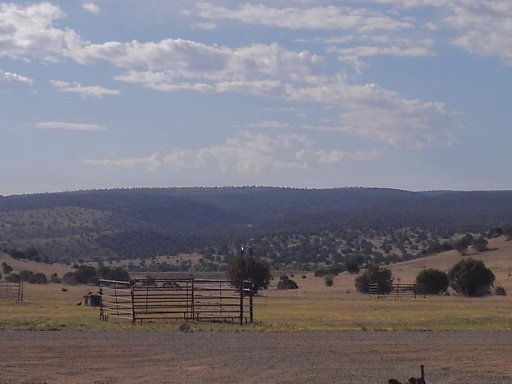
xmin=1 ymin=187 xmax=512 ymax=268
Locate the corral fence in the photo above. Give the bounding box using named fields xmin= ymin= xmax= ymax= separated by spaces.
xmin=0 ymin=281 xmax=23 ymax=303
xmin=99 ymin=278 xmax=254 ymax=325
xmin=369 ymin=282 xmax=426 ymax=298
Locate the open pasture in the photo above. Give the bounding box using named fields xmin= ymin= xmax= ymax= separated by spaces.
xmin=1 ymin=237 xmax=512 ymax=383
xmin=1 ymin=272 xmax=511 ymax=332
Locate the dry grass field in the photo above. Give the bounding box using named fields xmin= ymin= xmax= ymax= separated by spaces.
xmin=1 ymin=237 xmax=512 ymax=383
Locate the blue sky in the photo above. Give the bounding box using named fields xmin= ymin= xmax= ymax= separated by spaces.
xmin=1 ymin=0 xmax=511 ymax=195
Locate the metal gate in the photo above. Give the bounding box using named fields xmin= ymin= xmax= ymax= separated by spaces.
xmin=99 ymin=278 xmax=253 ymax=325
xmin=0 ymin=281 xmax=23 ymax=303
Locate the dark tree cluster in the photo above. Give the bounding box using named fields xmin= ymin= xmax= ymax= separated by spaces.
xmin=62 ymin=265 xmax=130 ymax=285
xmin=6 ymin=270 xmax=47 ymax=284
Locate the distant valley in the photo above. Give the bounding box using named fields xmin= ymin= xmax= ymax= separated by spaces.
xmin=1 ymin=187 xmax=512 ymax=272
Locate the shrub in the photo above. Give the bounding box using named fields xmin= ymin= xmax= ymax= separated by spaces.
xmin=276 ymin=276 xmax=298 ymax=290
xmin=495 ymin=286 xmax=507 ymax=296
xmin=14 ymin=270 xmax=47 ymax=284
xmin=98 ymin=266 xmax=130 ymax=282
xmin=6 ymin=273 xmax=20 ymax=283
xmin=314 ymin=263 xmax=345 ymax=277
xmin=324 ymin=275 xmax=334 ymax=287
xmin=62 ymin=272 xmax=78 ymax=285
xmin=415 ymin=269 xmax=449 ymax=295
xmin=2 ymin=262 xmax=13 ymax=274
xmin=472 ymin=236 xmax=488 ymax=252
xmin=345 ymin=260 xmax=360 ymax=274
xmin=226 ymin=256 xmax=271 ymax=294
xmin=74 ymin=265 xmax=99 ymax=284
xmin=355 ymin=266 xmax=393 ymax=294
xmin=448 ymin=258 xmax=495 ymax=297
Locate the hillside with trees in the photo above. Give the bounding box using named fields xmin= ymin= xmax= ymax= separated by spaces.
xmin=1 ymin=187 xmax=512 ymax=272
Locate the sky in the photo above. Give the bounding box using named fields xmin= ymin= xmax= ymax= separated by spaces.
xmin=1 ymin=0 xmax=511 ymax=195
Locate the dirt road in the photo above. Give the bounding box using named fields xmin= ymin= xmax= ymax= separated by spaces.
xmin=1 ymin=330 xmax=511 ymax=384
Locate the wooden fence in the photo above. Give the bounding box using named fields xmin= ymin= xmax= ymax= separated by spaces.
xmin=0 ymin=281 xmax=23 ymax=303
xmin=99 ymin=278 xmax=253 ymax=325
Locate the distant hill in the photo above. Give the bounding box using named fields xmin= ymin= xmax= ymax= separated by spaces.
xmin=1 ymin=187 xmax=512 ymax=264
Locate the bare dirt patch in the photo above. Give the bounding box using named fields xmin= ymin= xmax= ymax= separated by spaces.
xmin=1 ymin=330 xmax=511 ymax=384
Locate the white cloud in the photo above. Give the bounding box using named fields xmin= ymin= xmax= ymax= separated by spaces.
xmin=82 ymin=40 xmax=323 ymax=80
xmin=84 ymin=40 xmax=324 ymax=97
xmin=35 ymin=121 xmax=105 ymax=131
xmin=333 ymin=37 xmax=435 ymax=70
xmin=296 ymin=149 xmax=379 ymax=166
xmin=192 ymin=3 xmax=411 ymax=32
xmin=285 ymin=76 xmax=455 ymax=149
xmin=0 ymin=2 xmax=455 ymax=149
xmin=0 ymin=2 xmax=84 ymax=61
xmin=0 ymin=69 xmax=33 ymax=90
xmin=85 ymin=131 xmax=375 ymax=172
xmin=373 ymin=0 xmax=512 ymax=67
xmin=82 ymin=3 xmax=100 ymax=14
xmin=50 ymin=80 xmax=120 ymax=98
xmin=247 ymin=121 xmax=291 ymax=129
xmin=194 ymin=22 xmax=216 ymax=30
xmin=447 ymin=1 xmax=512 ymax=67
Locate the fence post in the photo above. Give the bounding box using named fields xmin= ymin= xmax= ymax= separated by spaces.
xmin=191 ymin=278 xmax=195 ymax=321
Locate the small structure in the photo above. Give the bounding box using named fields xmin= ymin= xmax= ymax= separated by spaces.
xmin=84 ymin=292 xmax=102 ymax=307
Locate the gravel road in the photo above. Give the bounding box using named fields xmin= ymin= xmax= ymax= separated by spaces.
xmin=1 ymin=330 xmax=511 ymax=384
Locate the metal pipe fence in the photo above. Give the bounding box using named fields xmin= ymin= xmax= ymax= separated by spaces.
xmin=0 ymin=281 xmax=23 ymax=303
xmin=99 ymin=278 xmax=253 ymax=325
xmin=369 ymin=282 xmax=426 ymax=298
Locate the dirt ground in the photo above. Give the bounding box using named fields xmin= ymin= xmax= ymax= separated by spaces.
xmin=1 ymin=330 xmax=512 ymax=384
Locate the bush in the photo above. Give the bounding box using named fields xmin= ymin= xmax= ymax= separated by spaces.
xmin=6 ymin=273 xmax=20 ymax=283
xmin=226 ymin=256 xmax=271 ymax=294
xmin=345 ymin=260 xmax=360 ymax=274
xmin=355 ymin=266 xmax=393 ymax=294
xmin=276 ymin=276 xmax=298 ymax=290
xmin=62 ymin=272 xmax=78 ymax=285
xmin=74 ymin=265 xmax=98 ymax=284
xmin=314 ymin=263 xmax=345 ymax=277
xmin=448 ymin=258 xmax=495 ymax=297
xmin=472 ymin=236 xmax=488 ymax=252
xmin=415 ymin=269 xmax=449 ymax=295
xmin=495 ymin=286 xmax=507 ymax=296
xmin=2 ymin=262 xmax=13 ymax=274
xmin=98 ymin=266 xmax=130 ymax=282
xmin=324 ymin=275 xmax=334 ymax=287
xmin=16 ymin=270 xmax=47 ymax=284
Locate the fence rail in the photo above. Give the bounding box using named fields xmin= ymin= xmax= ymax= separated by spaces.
xmin=369 ymin=282 xmax=425 ymax=298
xmin=0 ymin=281 xmax=23 ymax=303
xmin=99 ymin=278 xmax=253 ymax=325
